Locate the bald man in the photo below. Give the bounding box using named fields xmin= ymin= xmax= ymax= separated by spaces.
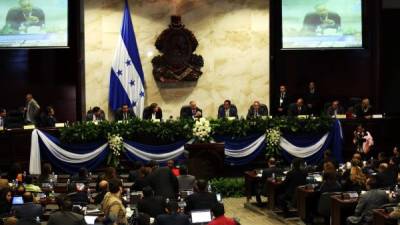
xmin=180 ymin=101 xmax=202 ymax=119
xmin=288 ymin=98 xmax=308 ymax=116
xmin=4 ymin=0 xmax=45 ymax=34
xmin=94 ymin=180 xmax=109 ymax=204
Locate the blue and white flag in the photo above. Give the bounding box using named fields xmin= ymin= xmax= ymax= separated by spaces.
xmin=109 ymin=0 xmax=145 ymax=118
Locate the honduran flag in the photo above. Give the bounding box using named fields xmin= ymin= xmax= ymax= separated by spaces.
xmin=109 ymin=0 xmax=145 ymax=118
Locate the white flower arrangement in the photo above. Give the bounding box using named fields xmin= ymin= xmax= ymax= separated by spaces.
xmin=265 ymin=128 xmax=281 ymax=156
xmin=107 ymin=134 xmax=124 ymax=167
xmin=192 ymin=118 xmax=213 ymax=143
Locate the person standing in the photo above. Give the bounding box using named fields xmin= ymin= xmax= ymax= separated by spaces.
xmin=24 ymin=93 xmax=40 ymax=124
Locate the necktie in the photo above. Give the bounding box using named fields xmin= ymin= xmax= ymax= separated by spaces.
xmin=124 ymin=113 xmax=127 ymax=120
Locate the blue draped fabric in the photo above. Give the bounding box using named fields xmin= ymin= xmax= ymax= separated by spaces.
xmin=280 ymin=120 xmax=343 ymax=164
xmin=39 ymin=132 xmax=109 ymax=174
xmin=215 ymin=134 xmax=266 ymax=165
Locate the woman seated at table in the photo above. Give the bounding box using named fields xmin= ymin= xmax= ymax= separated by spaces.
xmin=342 ymin=160 xmax=366 ymax=193
xmin=0 ymin=188 xmax=12 ymax=217
xmin=319 ymin=171 xmax=342 ymax=193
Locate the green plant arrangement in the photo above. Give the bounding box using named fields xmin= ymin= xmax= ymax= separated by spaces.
xmin=107 ymin=133 xmax=124 ymax=168
xmin=60 ymin=117 xmax=334 ymax=145
xmin=265 ymin=128 xmax=281 ymax=157
xmin=209 ymin=177 xmax=245 ymax=197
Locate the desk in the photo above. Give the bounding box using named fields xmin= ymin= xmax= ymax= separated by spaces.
xmin=265 ymin=180 xmax=282 ymax=210
xmin=373 ymin=209 xmax=397 ymax=225
xmin=330 ymin=195 xmax=358 ymax=225
xmin=296 ymin=186 xmax=319 ymax=222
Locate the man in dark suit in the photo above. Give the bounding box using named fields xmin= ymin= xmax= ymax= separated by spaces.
xmin=304 ymin=82 xmax=320 ymax=115
xmin=147 ymin=166 xmax=178 ymax=199
xmin=246 ymin=101 xmax=268 ymax=119
xmin=302 ymin=4 xmax=341 ymax=34
xmin=354 ymin=98 xmax=373 ymax=119
xmin=137 ymin=186 xmax=165 ymax=218
xmin=86 ymin=106 xmax=106 ymax=122
xmin=114 ymin=104 xmax=136 ymax=121
xmin=155 ymin=201 xmax=190 ymax=225
xmin=185 ymin=179 xmax=218 ymax=213
xmin=12 ymin=192 xmax=43 ymax=223
xmin=39 ymin=106 xmax=57 ymax=127
xmin=217 ymin=100 xmax=238 ymax=119
xmin=347 ymin=176 xmax=388 ymax=224
xmin=47 ymin=194 xmax=86 ymax=225
xmin=255 ymin=157 xmax=283 ymax=204
xmin=287 ymin=98 xmax=308 ymax=116
xmin=180 ymin=101 xmax=202 ymax=119
xmin=143 ymin=103 xmax=163 ymax=120
xmin=3 ymin=0 xmax=45 ymax=34
xmin=277 ymin=158 xmax=307 ymax=216
xmin=326 ymin=100 xmax=345 ymax=117
xmin=273 ymin=85 xmax=290 ymax=116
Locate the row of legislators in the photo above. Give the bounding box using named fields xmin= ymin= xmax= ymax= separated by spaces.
xmin=0 ymin=88 xmax=377 ymax=129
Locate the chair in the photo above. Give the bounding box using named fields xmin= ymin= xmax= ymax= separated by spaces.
xmin=317 ymin=192 xmax=341 ymax=220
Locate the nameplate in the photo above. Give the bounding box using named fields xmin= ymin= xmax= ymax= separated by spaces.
xmin=117 ymin=120 xmax=123 ymax=124
xmin=93 ymin=121 xmax=99 ymax=125
xmin=55 ymin=123 xmax=65 ymax=128
xmin=372 ymin=114 xmax=383 ymax=119
xmin=227 ymin=117 xmax=236 ymax=121
xmin=0 ymin=127 xmax=3 ymax=131
xmin=152 ymin=119 xmax=161 ymax=123
xmin=336 ymin=114 xmax=346 ymax=119
xmin=297 ymin=115 xmax=307 ymax=119
xmin=23 ymin=125 xmax=35 ymax=130
xmin=348 ymin=192 xmax=359 ymax=198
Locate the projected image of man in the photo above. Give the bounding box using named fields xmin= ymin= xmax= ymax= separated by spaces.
xmin=302 ymin=3 xmax=341 ymax=34
xmin=3 ymin=0 xmax=45 ymax=34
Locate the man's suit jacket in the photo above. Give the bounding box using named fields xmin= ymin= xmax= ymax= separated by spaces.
xmin=304 ymin=91 xmax=320 ymax=114
xmin=39 ymin=114 xmax=57 ymax=127
xmin=273 ymin=93 xmax=290 ymax=116
xmin=114 ymin=110 xmax=136 ymax=121
xmin=137 ymin=196 xmax=165 ymax=218
xmin=13 ymin=203 xmax=43 ymax=222
xmin=180 ymin=106 xmax=202 ymax=119
xmin=246 ymin=105 xmax=269 ymax=119
xmin=6 ymin=7 xmax=45 ymax=32
xmin=353 ymin=189 xmax=388 ymax=223
xmin=155 ymin=213 xmax=190 ymax=225
xmin=25 ymin=99 xmax=40 ymax=124
xmin=326 ymin=106 xmax=345 ymax=117
xmin=287 ymin=103 xmax=308 ymax=116
xmin=47 ymin=211 xmax=87 ymax=225
xmin=261 ymin=167 xmax=283 ymax=180
xmin=355 ymin=105 xmax=373 ymax=119
xmin=185 ymin=192 xmax=218 ymax=213
xmin=280 ymin=169 xmax=307 ymax=199
xmin=143 ymin=106 xmax=163 ymax=120
xmin=85 ymin=110 xmax=106 ymax=121
xmin=147 ymin=167 xmax=179 ymax=199
xmin=217 ymin=105 xmax=238 ymax=119
xmin=177 ymin=175 xmax=196 ymax=191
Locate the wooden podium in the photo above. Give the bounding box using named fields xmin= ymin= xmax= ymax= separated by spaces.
xmin=184 ymin=143 xmax=225 ymax=179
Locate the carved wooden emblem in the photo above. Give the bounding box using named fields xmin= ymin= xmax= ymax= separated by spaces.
xmin=152 ymin=16 xmax=204 ymax=83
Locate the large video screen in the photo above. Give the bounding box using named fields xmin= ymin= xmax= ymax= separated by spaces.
xmin=282 ymin=0 xmax=363 ymax=49
xmin=0 ymin=0 xmax=68 ymax=47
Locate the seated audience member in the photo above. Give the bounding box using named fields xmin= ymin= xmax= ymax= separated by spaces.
xmin=392 ymin=146 xmax=400 ymax=163
xmin=147 ymin=165 xmax=178 ymax=199
xmin=208 ymin=202 xmax=237 ymax=225
xmin=326 ymin=100 xmax=345 ymax=117
xmin=277 ymin=158 xmax=307 ymax=215
xmin=273 ymin=85 xmax=290 ymax=116
xmin=287 ymin=98 xmax=308 ymax=116
xmin=39 ymin=106 xmax=57 ymax=127
xmin=72 ymin=167 xmax=90 ymax=184
xmin=304 ymin=81 xmax=320 ymax=115
xmin=101 ymin=178 xmax=128 ymax=225
xmin=0 ymin=170 xmax=9 ymax=190
xmin=114 ymin=104 xmax=135 ymax=121
xmin=155 ymin=200 xmax=190 ymax=225
xmin=376 ymin=163 xmax=396 ymax=188
xmin=347 ymin=177 xmax=388 ymax=225
xmin=177 ymin=165 xmax=195 ymax=192
xmin=0 ymin=188 xmax=12 ymax=217
xmin=246 ymin=101 xmax=268 ymax=119
xmin=167 ymin=160 xmax=180 ymax=177
xmin=317 ymin=150 xmax=338 ymax=171
xmin=24 ymin=175 xmax=41 ymax=193
xmin=185 ymin=179 xmax=218 ymax=213
xmin=12 ymin=192 xmax=43 ymax=224
xmin=180 ymin=101 xmax=202 ymax=119
xmin=354 ymin=98 xmax=373 ymax=119
xmin=143 ymin=103 xmax=163 ymax=120
xmin=0 ymin=108 xmax=7 ymax=128
xmin=217 ymin=100 xmax=238 ymax=119
xmin=255 ymin=157 xmax=283 ymax=204
xmin=131 ymin=166 xmax=150 ymax=192
xmin=319 ymin=171 xmax=342 ymax=193
xmin=47 ymin=194 xmax=86 ymax=225
xmin=37 ymin=163 xmax=52 ymax=185
xmin=137 ymin=213 xmax=151 ymax=225
xmin=86 ymin=106 xmax=106 ymax=122
xmin=137 ymin=186 xmax=165 ymax=218
xmin=343 ymin=161 xmax=366 ymax=193
xmin=128 ymin=161 xmax=144 ymax=183
xmin=376 ymin=152 xmax=389 ymax=167
xmin=94 ymin=180 xmax=108 ymax=204
xmin=7 ymin=163 xmax=23 ymax=182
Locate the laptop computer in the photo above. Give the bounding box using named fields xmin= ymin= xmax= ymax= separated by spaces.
xmin=191 ymin=210 xmax=212 ymax=224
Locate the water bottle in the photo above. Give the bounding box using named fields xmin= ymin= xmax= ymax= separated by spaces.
xmin=207 ymin=184 xmax=212 ymax=192
xmin=36 ymin=216 xmax=40 ymax=223
xmin=272 ymin=173 xmax=276 ymax=182
xmin=126 ymin=188 xmax=131 ymax=203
